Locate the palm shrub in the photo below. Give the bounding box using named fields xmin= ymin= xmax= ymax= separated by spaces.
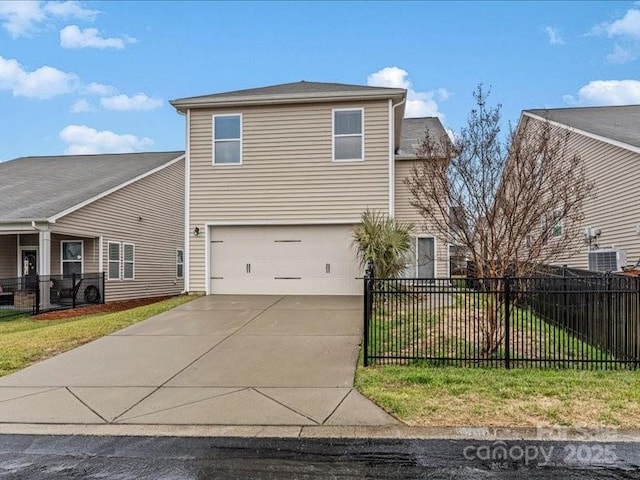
xmin=352 ymin=209 xmax=414 ymax=278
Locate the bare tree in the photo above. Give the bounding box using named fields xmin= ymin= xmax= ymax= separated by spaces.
xmin=405 ymin=85 xmax=594 ymax=356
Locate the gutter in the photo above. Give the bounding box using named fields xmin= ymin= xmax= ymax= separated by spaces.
xmin=171 ymin=90 xmax=407 ymax=112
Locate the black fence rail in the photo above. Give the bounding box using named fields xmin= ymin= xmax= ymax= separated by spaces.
xmin=363 ymin=273 xmax=640 ymax=369
xmin=0 ymin=272 xmax=105 ymax=320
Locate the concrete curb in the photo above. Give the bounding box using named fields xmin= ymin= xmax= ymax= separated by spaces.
xmin=1 ymin=423 xmax=640 ymax=442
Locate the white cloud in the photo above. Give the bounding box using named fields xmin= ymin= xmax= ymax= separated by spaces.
xmin=70 ymin=98 xmax=93 ymax=112
xmin=0 ymin=55 xmax=78 ymax=98
xmin=545 ymin=26 xmax=565 ymax=45
xmin=44 ymin=1 xmax=98 ymax=20
xmin=82 ymin=81 xmax=117 ymax=96
xmin=564 ymin=80 xmax=640 ymax=106
xmin=60 ymin=24 xmax=136 ymax=49
xmin=100 ymin=93 xmax=162 ymax=111
xmin=0 ymin=1 xmax=44 ymax=37
xmin=60 ymin=124 xmax=154 ymax=154
xmin=0 ymin=0 xmax=97 ymax=38
xmin=606 ymin=44 xmax=638 ymax=63
xmin=593 ymin=7 xmax=640 ymax=38
xmin=591 ymin=7 xmax=640 ymax=63
xmin=367 ymin=66 xmax=449 ymax=119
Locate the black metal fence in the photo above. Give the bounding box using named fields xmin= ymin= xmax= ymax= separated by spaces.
xmin=363 ymin=272 xmax=640 ymax=369
xmin=0 ymin=272 xmax=105 ymax=320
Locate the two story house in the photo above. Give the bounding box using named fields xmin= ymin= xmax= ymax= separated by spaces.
xmin=171 ymin=81 xmax=450 ymax=295
xmin=518 ymin=105 xmax=640 ymax=272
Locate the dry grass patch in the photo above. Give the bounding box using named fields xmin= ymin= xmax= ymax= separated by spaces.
xmin=355 ymin=365 xmax=640 ymax=428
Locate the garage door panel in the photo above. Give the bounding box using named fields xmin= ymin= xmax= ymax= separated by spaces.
xmin=209 ymin=225 xmax=361 ymax=295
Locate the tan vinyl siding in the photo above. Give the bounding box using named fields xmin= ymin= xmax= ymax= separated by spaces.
xmin=395 ymin=159 xmax=449 ymax=277
xmin=53 ymin=159 xmax=185 ymax=301
xmin=0 ymin=235 xmax=17 ymax=278
xmin=543 ymin=124 xmax=640 ymax=270
xmin=188 ymin=100 xmax=390 ymax=292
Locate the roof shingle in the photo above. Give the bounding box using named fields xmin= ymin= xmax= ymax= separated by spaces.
xmin=526 ymin=105 xmax=640 ymax=149
xmin=0 ymin=151 xmax=184 ymax=222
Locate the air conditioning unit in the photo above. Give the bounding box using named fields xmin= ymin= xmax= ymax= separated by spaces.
xmin=588 ymin=249 xmax=627 ymax=272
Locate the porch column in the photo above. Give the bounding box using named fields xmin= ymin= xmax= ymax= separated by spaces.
xmin=38 ymin=229 xmax=51 ymax=308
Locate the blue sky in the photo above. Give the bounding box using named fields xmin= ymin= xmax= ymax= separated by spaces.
xmin=1 ymin=1 xmax=639 ymax=160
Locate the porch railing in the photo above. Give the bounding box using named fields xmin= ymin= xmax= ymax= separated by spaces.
xmin=0 ymin=272 xmax=105 ymax=319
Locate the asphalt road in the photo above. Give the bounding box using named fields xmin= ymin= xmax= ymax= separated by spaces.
xmin=1 ymin=435 xmax=639 ymax=479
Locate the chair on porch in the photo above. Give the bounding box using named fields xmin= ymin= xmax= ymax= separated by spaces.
xmin=0 ymin=283 xmax=14 ymax=306
xmin=50 ymin=277 xmax=83 ymax=305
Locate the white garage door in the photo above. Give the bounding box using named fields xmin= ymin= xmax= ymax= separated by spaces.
xmin=209 ymin=225 xmax=362 ymax=295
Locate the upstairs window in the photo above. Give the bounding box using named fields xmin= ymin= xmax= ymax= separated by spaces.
xmin=213 ymin=114 xmax=242 ymax=165
xmin=333 ymin=109 xmax=363 ymax=161
xmin=552 ymin=209 xmax=563 ymax=238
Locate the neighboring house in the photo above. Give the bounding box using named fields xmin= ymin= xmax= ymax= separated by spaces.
xmin=170 ymin=81 xmax=450 ymax=295
xmin=519 ymin=105 xmax=640 ymax=271
xmin=0 ymin=151 xmax=185 ymax=304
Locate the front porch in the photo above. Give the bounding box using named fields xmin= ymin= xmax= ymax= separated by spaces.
xmin=0 ymin=230 xmax=104 ymax=317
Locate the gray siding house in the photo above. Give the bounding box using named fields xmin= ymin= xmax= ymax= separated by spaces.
xmin=519 ymin=105 xmax=640 ymax=271
xmin=170 ymin=81 xmax=450 ymax=295
xmin=0 ymin=151 xmax=185 ymax=304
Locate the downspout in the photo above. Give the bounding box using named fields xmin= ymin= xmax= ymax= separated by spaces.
xmin=389 ymin=97 xmax=406 ymax=217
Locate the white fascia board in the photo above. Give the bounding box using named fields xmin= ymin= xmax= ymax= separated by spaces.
xmin=204 ymin=219 xmax=361 ymax=227
xmin=47 ymin=154 xmax=185 ymax=223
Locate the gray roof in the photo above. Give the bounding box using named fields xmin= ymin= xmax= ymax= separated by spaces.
xmin=526 ymin=105 xmax=640 ymax=149
xmin=398 ymin=117 xmax=449 ymax=157
xmin=0 ymin=151 xmax=184 ymax=222
xmin=171 ymin=81 xmax=406 ymax=109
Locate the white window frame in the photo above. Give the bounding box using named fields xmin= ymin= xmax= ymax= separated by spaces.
xmin=122 ymin=243 xmax=135 ymax=281
xmin=107 ymin=241 xmax=121 ymax=281
xmin=212 ymin=113 xmax=243 ymax=166
xmin=552 ymin=209 xmax=563 ymax=238
xmin=176 ymin=248 xmax=184 ymax=279
xmin=332 ymin=108 xmax=364 ymax=162
xmin=60 ymin=240 xmax=84 ymax=278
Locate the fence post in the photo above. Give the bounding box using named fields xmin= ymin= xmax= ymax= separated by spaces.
xmin=102 ymin=271 xmax=106 ymax=304
xmin=504 ymin=276 xmax=511 ymax=370
xmin=363 ymin=260 xmax=374 ymax=367
xmin=35 ymin=274 xmax=40 ymax=315
xmin=72 ymin=272 xmax=76 ymax=309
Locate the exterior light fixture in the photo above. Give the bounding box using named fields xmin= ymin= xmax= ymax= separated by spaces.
xmin=194 ymin=226 xmax=200 ymax=236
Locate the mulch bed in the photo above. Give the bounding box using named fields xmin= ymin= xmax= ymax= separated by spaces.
xmin=33 ymin=296 xmax=175 ymax=321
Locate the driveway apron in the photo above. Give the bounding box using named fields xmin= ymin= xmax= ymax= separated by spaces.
xmin=0 ymin=295 xmax=397 ymax=426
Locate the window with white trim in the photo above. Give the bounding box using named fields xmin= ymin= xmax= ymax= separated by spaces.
xmin=333 ymin=109 xmax=363 ymax=161
xmin=176 ymin=249 xmax=184 ymax=279
xmin=123 ymin=243 xmax=135 ymax=280
xmin=61 ymin=240 xmax=83 ymax=278
xmin=552 ymin=209 xmax=563 ymax=238
xmin=107 ymin=242 xmax=136 ymax=280
xmin=213 ymin=114 xmax=242 ymax=164
xmin=108 ymin=242 xmax=120 ymax=280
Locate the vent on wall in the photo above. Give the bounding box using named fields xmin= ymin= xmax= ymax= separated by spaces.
xmin=588 ymin=249 xmax=627 ymax=272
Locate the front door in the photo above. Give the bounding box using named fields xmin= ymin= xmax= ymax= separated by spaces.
xmin=21 ymin=248 xmax=38 ymax=290
xmin=21 ymin=249 xmax=37 ymax=277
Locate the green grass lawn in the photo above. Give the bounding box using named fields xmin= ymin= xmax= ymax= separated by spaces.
xmin=367 ymin=289 xmax=611 ymax=366
xmin=0 ymin=295 xmax=196 ymax=377
xmin=356 ymin=364 xmax=640 ymax=428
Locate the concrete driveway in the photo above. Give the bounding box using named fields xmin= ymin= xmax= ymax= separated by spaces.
xmin=0 ymin=296 xmax=397 ymax=427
